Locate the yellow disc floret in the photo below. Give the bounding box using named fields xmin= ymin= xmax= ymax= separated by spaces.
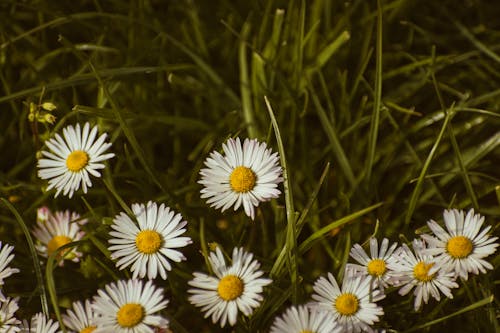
xmin=135 ymin=230 xmax=162 ymax=254
xmin=446 ymin=236 xmax=473 ymax=259
xmin=367 ymin=259 xmax=386 ymax=277
xmin=334 ymin=293 xmax=359 ymax=316
xmin=47 ymin=235 xmax=72 ymax=256
xmin=79 ymin=326 xmax=96 ymax=333
xmin=66 ymin=150 xmax=89 ymax=172
xmin=413 ymin=261 xmax=435 ymax=282
xmin=300 ymin=331 xmax=314 ymax=333
xmin=230 ymin=166 xmax=256 ymax=193
xmin=217 ymin=275 xmax=244 ymax=301
xmin=116 ymin=303 xmax=144 ymax=328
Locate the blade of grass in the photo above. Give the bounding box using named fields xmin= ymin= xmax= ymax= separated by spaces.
xmin=402 ymin=295 xmax=494 ymax=332
xmin=299 ymin=202 xmax=384 ymax=253
xmin=264 ymin=96 xmax=298 ymax=303
xmin=405 ymin=106 xmax=455 ymax=226
xmin=1 ymin=198 xmax=49 ymax=316
xmin=309 ymin=86 xmax=356 ymax=188
xmin=46 ymin=241 xmax=84 ymax=333
xmin=239 ymin=21 xmax=257 ymax=138
xmin=366 ymin=0 xmax=383 ymax=183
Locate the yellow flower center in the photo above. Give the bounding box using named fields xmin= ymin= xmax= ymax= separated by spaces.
xmin=135 ymin=230 xmax=162 ymax=254
xmin=79 ymin=326 xmax=96 ymax=333
xmin=446 ymin=236 xmax=473 ymax=259
xmin=334 ymin=293 xmax=359 ymax=316
xmin=47 ymin=235 xmax=72 ymax=256
xmin=217 ymin=275 xmax=244 ymax=301
xmin=367 ymin=259 xmax=386 ymax=277
xmin=116 ymin=303 xmax=144 ymax=328
xmin=229 ymin=166 xmax=256 ymax=193
xmin=300 ymin=331 xmax=314 ymax=333
xmin=66 ymin=150 xmax=89 ymax=172
xmin=413 ymin=261 xmax=435 ymax=282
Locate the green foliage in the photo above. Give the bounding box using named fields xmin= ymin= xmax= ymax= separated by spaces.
xmin=0 ymin=0 xmax=498 ymax=331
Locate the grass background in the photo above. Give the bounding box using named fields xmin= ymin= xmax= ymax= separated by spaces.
xmin=0 ymin=0 xmax=499 ymax=332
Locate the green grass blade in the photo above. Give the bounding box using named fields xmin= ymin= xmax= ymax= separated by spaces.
xmin=0 ymin=198 xmax=49 ymax=316
xmin=239 ymin=21 xmax=257 ymax=138
xmin=264 ymin=96 xmax=298 ymax=303
xmin=402 ymin=295 xmax=494 ymax=332
xmin=299 ymin=202 xmax=384 ymax=253
xmin=405 ymin=108 xmax=454 ymax=226
xmin=365 ymin=0 xmax=383 ymax=183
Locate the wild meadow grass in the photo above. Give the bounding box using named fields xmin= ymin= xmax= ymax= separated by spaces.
xmin=0 ymin=0 xmax=499 ymax=332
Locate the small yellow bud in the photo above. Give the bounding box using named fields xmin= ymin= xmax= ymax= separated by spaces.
xmin=44 ymin=114 xmax=56 ymax=124
xmin=41 ymin=102 xmax=57 ymax=111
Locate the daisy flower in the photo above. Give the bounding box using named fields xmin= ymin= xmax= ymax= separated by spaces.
xmin=0 ymin=297 xmax=21 ymax=332
xmin=62 ymin=299 xmax=97 ymax=333
xmin=32 ymin=210 xmax=87 ymax=266
xmin=421 ymin=208 xmax=499 ymax=280
xmin=199 ymin=137 xmax=283 ymax=220
xmin=188 ymin=247 xmax=272 ymax=327
xmin=389 ymin=239 xmax=458 ymax=311
xmin=310 ymin=273 xmax=384 ymax=333
xmin=20 ymin=312 xmax=62 ymax=333
xmin=37 ymin=122 xmax=115 ymax=198
xmin=92 ymin=279 xmax=169 ymax=333
xmin=108 ymin=201 xmax=192 ymax=280
xmin=347 ymin=238 xmax=399 ymax=290
xmin=0 ymin=243 xmax=20 ymax=301
xmin=270 ymin=305 xmax=341 ymax=333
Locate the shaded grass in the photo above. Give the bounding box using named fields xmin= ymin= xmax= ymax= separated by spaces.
xmin=0 ymin=0 xmax=499 ymax=331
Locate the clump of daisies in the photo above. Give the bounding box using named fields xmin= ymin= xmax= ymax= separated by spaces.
xmin=309 ymin=272 xmax=385 ymax=333
xmin=188 ymin=246 xmax=272 ymax=327
xmin=92 ymin=279 xmax=169 ymax=332
xmin=37 ymin=122 xmax=114 ymax=198
xmin=32 ymin=208 xmax=87 ymax=266
xmin=421 ymin=208 xmax=499 ymax=280
xmin=108 ymin=201 xmax=192 ymax=280
xmin=199 ymin=137 xmax=283 ymax=220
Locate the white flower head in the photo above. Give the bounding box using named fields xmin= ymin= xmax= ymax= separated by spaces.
xmin=92 ymin=279 xmax=169 ymax=333
xmin=108 ymin=201 xmax=192 ymax=280
xmin=310 ymin=273 xmax=384 ymax=333
xmin=62 ymin=299 xmax=97 ymax=333
xmin=421 ymin=208 xmax=499 ymax=280
xmin=188 ymin=247 xmax=272 ymax=327
xmin=347 ymin=238 xmax=400 ymax=290
xmin=37 ymin=122 xmax=115 ymax=198
xmin=270 ymin=305 xmax=341 ymax=333
xmin=20 ymin=312 xmax=62 ymax=333
xmin=0 ymin=242 xmax=20 ymax=301
xmin=389 ymin=239 xmax=459 ymax=311
xmin=199 ymin=137 xmax=283 ymax=220
xmin=0 ymin=297 xmax=21 ymax=332
xmin=32 ymin=210 xmax=87 ymax=266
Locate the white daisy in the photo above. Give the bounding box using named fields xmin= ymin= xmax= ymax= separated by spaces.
xmin=92 ymin=279 xmax=169 ymax=333
xmin=347 ymin=238 xmax=399 ymax=290
xmin=108 ymin=201 xmax=192 ymax=280
xmin=188 ymin=247 xmax=272 ymax=327
xmin=389 ymin=239 xmax=458 ymax=311
xmin=310 ymin=273 xmax=384 ymax=333
xmin=421 ymin=208 xmax=499 ymax=280
xmin=0 ymin=242 xmax=20 ymax=301
xmin=62 ymin=299 xmax=97 ymax=333
xmin=0 ymin=297 xmax=21 ymax=332
xmin=270 ymin=305 xmax=341 ymax=333
xmin=20 ymin=312 xmax=62 ymax=333
xmin=37 ymin=122 xmax=115 ymax=198
xmin=32 ymin=210 xmax=87 ymax=266
xmin=199 ymin=137 xmax=283 ymax=220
